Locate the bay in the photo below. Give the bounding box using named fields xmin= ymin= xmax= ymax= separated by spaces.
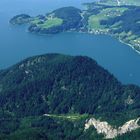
xmin=0 ymin=0 xmax=140 ymax=85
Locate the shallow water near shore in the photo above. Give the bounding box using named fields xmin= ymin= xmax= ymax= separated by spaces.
xmin=0 ymin=0 xmax=140 ymax=85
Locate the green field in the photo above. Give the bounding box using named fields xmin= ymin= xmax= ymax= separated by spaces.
xmin=31 ymin=17 xmax=63 ymax=29
xmin=39 ymin=18 xmax=63 ymax=29
xmin=97 ymin=0 xmax=140 ymax=6
xmin=31 ymin=17 xmax=40 ymax=24
xmin=44 ymin=114 xmax=89 ymax=121
xmin=88 ymin=15 xmax=106 ymax=30
xmin=88 ymin=7 xmax=127 ymax=30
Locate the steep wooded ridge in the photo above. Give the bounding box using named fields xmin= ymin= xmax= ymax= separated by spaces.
xmin=0 ymin=53 xmax=140 ymax=139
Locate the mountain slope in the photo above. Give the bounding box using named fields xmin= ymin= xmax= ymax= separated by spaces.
xmin=0 ymin=53 xmax=140 ymax=139
xmin=0 ymin=54 xmax=140 ymax=120
xmin=0 ymin=54 xmax=121 ymax=116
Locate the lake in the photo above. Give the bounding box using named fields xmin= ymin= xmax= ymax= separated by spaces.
xmin=0 ymin=0 xmax=140 ymax=85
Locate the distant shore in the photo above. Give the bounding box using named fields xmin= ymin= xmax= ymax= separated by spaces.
xmin=87 ymin=29 xmax=140 ymax=55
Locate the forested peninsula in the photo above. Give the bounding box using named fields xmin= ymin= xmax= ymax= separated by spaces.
xmin=10 ymin=1 xmax=140 ymax=53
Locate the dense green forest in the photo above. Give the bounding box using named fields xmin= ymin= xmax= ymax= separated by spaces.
xmin=0 ymin=53 xmax=140 ymax=139
xmin=7 ymin=1 xmax=140 ymax=139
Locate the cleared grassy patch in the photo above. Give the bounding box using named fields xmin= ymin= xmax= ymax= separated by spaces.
xmin=88 ymin=7 xmax=128 ymax=30
xmin=31 ymin=17 xmax=63 ymax=29
xmin=88 ymin=14 xmax=107 ymax=30
xmin=31 ymin=18 xmax=40 ymax=24
xmin=44 ymin=114 xmax=89 ymax=121
xmin=97 ymin=0 xmax=140 ymax=6
xmin=38 ymin=18 xmax=63 ymax=29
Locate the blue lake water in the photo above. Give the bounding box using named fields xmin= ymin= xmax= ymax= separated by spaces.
xmin=0 ymin=0 xmax=140 ymax=85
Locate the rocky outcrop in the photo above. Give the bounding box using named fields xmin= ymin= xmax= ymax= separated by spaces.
xmin=85 ymin=117 xmax=140 ymax=139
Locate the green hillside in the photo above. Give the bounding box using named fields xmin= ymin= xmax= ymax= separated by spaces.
xmin=10 ymin=7 xmax=82 ymax=34
xmin=0 ymin=53 xmax=140 ymax=139
xmin=96 ymin=0 xmax=140 ymax=6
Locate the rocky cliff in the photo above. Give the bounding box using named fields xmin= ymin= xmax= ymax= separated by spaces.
xmin=85 ymin=117 xmax=140 ymax=139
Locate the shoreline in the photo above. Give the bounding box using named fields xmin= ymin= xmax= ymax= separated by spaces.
xmin=119 ymin=39 xmax=140 ymax=55
xmin=87 ymin=30 xmax=140 ymax=55
xmin=14 ymin=20 xmax=140 ymax=55
xmin=35 ymin=29 xmax=140 ymax=55
xmin=32 ymin=28 xmax=140 ymax=55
